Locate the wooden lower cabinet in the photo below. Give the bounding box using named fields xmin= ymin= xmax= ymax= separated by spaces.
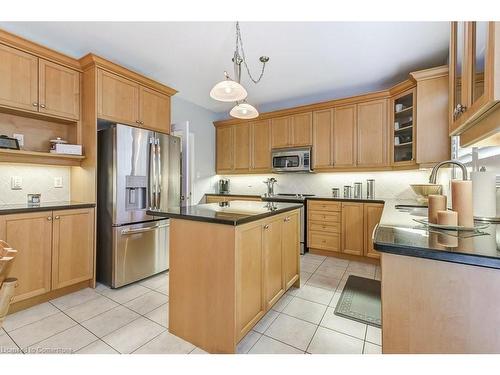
xmin=51 ymin=208 xmax=94 ymax=290
xmin=169 ymin=209 xmax=301 ymax=353
xmin=236 ymin=224 xmax=265 ymax=337
xmin=282 ymin=212 xmax=300 ymax=289
xmin=0 ymin=208 xmax=95 ymax=303
xmin=341 ymin=202 xmax=364 ymax=256
xmin=0 ymin=211 xmax=52 ymax=302
xmin=263 ymin=218 xmax=284 ymax=309
xmin=308 ymin=200 xmax=384 ymax=261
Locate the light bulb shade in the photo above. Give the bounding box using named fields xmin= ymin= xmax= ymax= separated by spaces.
xmin=210 ymin=79 xmax=248 ymax=102
xmin=230 ymin=102 xmax=259 ymax=119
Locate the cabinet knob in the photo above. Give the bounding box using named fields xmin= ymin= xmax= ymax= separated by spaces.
xmin=40 ymin=104 xmax=46 ymax=108
xmin=263 ymin=224 xmax=269 ymax=229
xmin=32 ymin=102 xmax=38 ymax=107
xmin=140 ymin=121 xmax=144 ymax=125
xmin=136 ymin=120 xmax=141 ymax=124
xmin=54 ymin=216 xmax=60 ymax=220
xmin=47 ymin=216 xmax=52 ymax=221
xmin=284 ymin=217 xmax=290 ymax=222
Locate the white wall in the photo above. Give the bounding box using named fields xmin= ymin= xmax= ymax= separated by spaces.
xmin=171 ymin=96 xmax=218 ymax=204
xmin=0 ymin=164 xmax=70 ymax=205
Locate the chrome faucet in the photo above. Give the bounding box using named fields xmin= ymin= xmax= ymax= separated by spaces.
xmin=263 ymin=177 xmax=277 ymax=196
xmin=429 ymin=160 xmax=468 ymax=184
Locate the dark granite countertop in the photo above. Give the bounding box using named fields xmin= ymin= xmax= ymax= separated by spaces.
xmin=205 ymin=192 xmax=386 ymax=204
xmin=374 ymin=199 xmax=500 ymax=270
xmin=148 ymin=200 xmax=303 ymax=226
xmin=205 ymin=193 xmax=262 ymax=198
xmin=0 ymin=201 xmax=96 ymax=215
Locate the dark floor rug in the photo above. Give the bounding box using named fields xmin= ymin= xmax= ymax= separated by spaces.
xmin=334 ymin=275 xmax=381 ymax=328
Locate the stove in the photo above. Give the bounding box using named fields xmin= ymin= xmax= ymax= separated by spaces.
xmin=262 ymin=193 xmax=315 ymax=255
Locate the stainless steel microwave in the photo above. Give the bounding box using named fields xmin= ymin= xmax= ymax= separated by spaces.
xmin=271 ymin=147 xmax=311 ymax=173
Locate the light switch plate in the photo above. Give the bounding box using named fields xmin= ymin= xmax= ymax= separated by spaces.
xmin=11 ymin=176 xmax=22 ymax=190
xmin=54 ymin=177 xmax=63 ymax=188
xmin=12 ymin=133 xmax=24 ymax=148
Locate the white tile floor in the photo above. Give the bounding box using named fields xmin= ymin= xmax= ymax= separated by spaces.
xmin=0 ymin=254 xmax=381 ymax=354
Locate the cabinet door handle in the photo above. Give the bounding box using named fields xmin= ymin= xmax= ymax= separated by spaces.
xmin=32 ymin=102 xmax=38 ymax=107
xmin=136 ymin=120 xmax=141 ymax=124
xmin=47 ymin=216 xmax=52 ymax=221
xmin=40 ymin=104 xmax=46 ymax=108
xmin=263 ymin=224 xmax=269 ymax=229
xmin=140 ymin=121 xmax=144 ymax=125
xmin=54 ymin=216 xmax=60 ymax=220
xmin=284 ymin=217 xmax=290 ymax=222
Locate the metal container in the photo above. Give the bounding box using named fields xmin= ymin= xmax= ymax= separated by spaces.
xmin=218 ymin=178 xmax=230 ymax=194
xmin=343 ymin=185 xmax=352 ymax=198
xmin=353 ymin=182 xmax=362 ymax=199
xmin=367 ymin=179 xmax=375 ymax=199
xmin=331 ymin=188 xmax=340 ymax=198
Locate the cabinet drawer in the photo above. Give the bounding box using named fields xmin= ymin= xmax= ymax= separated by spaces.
xmin=308 ymin=220 xmax=340 ymax=233
xmin=308 ymin=200 xmax=341 ymax=212
xmin=308 ymin=211 xmax=341 ymax=223
xmin=308 ymin=231 xmax=340 ymax=252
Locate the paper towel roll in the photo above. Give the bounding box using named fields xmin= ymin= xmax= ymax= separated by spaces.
xmin=471 ymin=171 xmax=497 ymax=218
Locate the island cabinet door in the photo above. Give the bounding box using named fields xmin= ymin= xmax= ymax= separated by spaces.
xmin=282 ymin=211 xmax=300 ymax=289
xmin=235 ymin=224 xmax=265 ymax=340
xmin=263 ymin=218 xmax=285 ymax=309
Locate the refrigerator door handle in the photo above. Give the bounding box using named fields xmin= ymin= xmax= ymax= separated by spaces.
xmin=149 ymin=137 xmax=156 ymax=209
xmin=156 ymin=137 xmax=162 ymax=209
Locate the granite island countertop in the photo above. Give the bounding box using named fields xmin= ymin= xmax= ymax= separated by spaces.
xmin=147 ymin=200 xmax=303 ymax=226
xmin=0 ymin=201 xmax=96 ymax=215
xmin=374 ymin=199 xmax=500 ymax=269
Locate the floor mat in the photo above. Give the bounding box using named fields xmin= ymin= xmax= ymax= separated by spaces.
xmin=334 ymin=275 xmax=381 ymax=328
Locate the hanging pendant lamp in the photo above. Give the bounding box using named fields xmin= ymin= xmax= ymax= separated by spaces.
xmin=209 ymin=71 xmax=247 ymax=102
xmin=230 ymin=101 xmax=259 ymax=119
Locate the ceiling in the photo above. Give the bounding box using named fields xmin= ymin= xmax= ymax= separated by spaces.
xmin=0 ymin=22 xmax=450 ymax=116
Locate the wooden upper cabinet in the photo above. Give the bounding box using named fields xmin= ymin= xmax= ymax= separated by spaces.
xmin=333 ymin=104 xmax=357 ymax=168
xmin=97 ymin=69 xmax=139 ymax=125
xmin=364 ymin=203 xmax=383 ymax=259
xmin=139 ymin=86 xmax=170 ymax=133
xmin=0 ymin=211 xmax=52 ymax=303
xmin=357 ymin=99 xmax=388 ymax=167
xmin=0 ymin=44 xmax=38 ymax=112
xmin=263 ymin=218 xmax=284 ymax=309
xmin=291 ymin=112 xmax=312 ymax=146
xmin=341 ymin=202 xmax=364 ymax=256
xmin=271 ymin=116 xmax=291 ymax=148
xmin=234 ymin=123 xmax=251 ymax=171
xmin=38 ymin=59 xmax=80 ymax=120
xmin=216 ymin=126 xmax=234 ymax=173
xmin=312 ymin=109 xmax=333 ymax=169
xmin=251 ymin=119 xmax=271 ymax=172
xmin=51 ymin=208 xmax=94 ymax=290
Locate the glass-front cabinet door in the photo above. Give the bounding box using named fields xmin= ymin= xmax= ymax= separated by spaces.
xmin=450 ymin=21 xmax=467 ymax=129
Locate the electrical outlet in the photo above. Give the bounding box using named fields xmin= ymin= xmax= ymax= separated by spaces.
xmin=11 ymin=176 xmax=22 ymax=190
xmin=54 ymin=177 xmax=63 ymax=188
xmin=12 ymin=133 xmax=24 ymax=148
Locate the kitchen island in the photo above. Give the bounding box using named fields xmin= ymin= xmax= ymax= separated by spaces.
xmin=374 ymin=201 xmax=500 ymax=353
xmin=148 ymin=200 xmax=302 ymax=353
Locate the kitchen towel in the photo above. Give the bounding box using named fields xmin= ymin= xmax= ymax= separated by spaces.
xmin=471 ymin=171 xmax=497 ymax=218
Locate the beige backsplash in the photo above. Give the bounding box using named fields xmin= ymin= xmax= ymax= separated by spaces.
xmin=0 ymin=163 xmax=70 ymax=205
xmin=214 ymin=169 xmax=453 ymax=201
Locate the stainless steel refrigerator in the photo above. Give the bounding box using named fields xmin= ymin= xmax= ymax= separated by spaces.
xmin=97 ymin=123 xmax=181 ymax=288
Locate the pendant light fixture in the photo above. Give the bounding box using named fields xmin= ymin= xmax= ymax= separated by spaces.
xmin=229 ymin=101 xmax=259 ymax=119
xmin=210 ymin=22 xmax=270 ymax=119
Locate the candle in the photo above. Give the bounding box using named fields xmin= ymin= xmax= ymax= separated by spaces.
xmin=428 ymin=194 xmax=447 ymax=224
xmin=437 ymin=210 xmax=458 ymax=226
xmin=451 ymin=180 xmax=474 ymax=228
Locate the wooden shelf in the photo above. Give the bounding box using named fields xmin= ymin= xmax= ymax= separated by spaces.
xmin=394 ymin=125 xmax=413 ymax=133
xmin=395 ymin=106 xmax=413 ymax=115
xmin=394 ymin=141 xmax=413 ymax=147
xmin=0 ymin=148 xmax=85 ymax=166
